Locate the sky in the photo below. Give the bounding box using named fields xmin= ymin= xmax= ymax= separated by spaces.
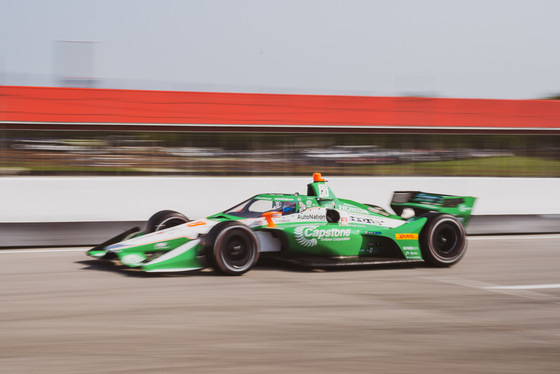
xmin=1 ymin=0 xmax=559 ymax=99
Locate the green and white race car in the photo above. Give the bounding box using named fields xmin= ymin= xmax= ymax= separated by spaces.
xmin=87 ymin=173 xmax=476 ymax=275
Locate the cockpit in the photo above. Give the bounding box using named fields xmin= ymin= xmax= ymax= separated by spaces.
xmin=224 ymin=197 xmax=298 ymax=219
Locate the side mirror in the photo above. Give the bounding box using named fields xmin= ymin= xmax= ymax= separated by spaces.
xmin=261 ymin=211 xmax=281 ymax=228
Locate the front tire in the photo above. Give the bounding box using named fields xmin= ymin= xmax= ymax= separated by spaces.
xmin=145 ymin=210 xmax=190 ymax=233
xmin=420 ymin=214 xmax=467 ymax=267
xmin=205 ymin=221 xmax=259 ymax=276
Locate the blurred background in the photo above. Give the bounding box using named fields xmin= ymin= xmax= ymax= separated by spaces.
xmin=1 ymin=0 xmax=559 ymax=179
xmin=2 ymin=129 xmax=559 ymax=177
xmin=0 ymin=0 xmax=559 ymax=211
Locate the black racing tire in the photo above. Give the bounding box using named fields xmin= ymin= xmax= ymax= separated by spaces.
xmin=144 ymin=210 xmax=190 ymax=233
xmin=205 ymin=221 xmax=259 ymax=276
xmin=420 ymin=213 xmax=467 ymax=267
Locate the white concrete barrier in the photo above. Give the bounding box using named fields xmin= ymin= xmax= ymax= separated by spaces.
xmin=1 ymin=176 xmax=558 ymax=223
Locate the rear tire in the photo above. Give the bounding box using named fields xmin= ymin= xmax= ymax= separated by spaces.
xmin=205 ymin=221 xmax=259 ymax=276
xmin=145 ymin=210 xmax=190 ymax=233
xmin=420 ymin=213 xmax=466 ymax=267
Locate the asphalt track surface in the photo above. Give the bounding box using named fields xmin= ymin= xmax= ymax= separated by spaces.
xmin=1 ymin=235 xmax=559 ymax=374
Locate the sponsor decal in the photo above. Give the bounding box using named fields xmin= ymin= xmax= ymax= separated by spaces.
xmin=295 ymin=225 xmax=351 ymax=247
xmin=340 ymin=216 xmax=348 ymax=225
xmin=295 ymin=226 xmax=318 ymax=247
xmin=365 ymin=231 xmax=382 ymax=235
xmin=187 ymin=221 xmax=206 ymax=227
xmin=275 ymin=197 xmax=297 ymax=202
xmin=350 ymin=216 xmax=385 ymax=226
xmin=297 ymin=213 xmax=326 ymax=221
xmin=396 ymin=233 xmax=418 ymax=240
xmin=318 ymin=184 xmax=330 ymax=198
xmin=339 ymin=205 xmax=369 ymax=215
xmin=368 ymin=206 xmax=391 ymax=217
xmin=458 ymin=204 xmax=471 ymax=212
xmin=154 ymin=242 xmax=169 ymax=249
xmin=414 ymin=193 xmax=442 ymax=204
xmin=121 ymin=254 xmax=145 ymax=266
xmin=403 ymin=246 xmax=421 ymax=258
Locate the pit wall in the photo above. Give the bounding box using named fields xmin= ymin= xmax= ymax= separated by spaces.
xmin=1 ymin=176 xmax=558 ymax=223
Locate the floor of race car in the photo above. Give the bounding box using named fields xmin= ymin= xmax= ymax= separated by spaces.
xmin=269 ymin=255 xmax=424 ymax=268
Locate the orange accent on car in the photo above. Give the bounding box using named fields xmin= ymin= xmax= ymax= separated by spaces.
xmin=313 ymin=173 xmax=325 ymax=182
xmin=261 ymin=212 xmax=281 ymax=228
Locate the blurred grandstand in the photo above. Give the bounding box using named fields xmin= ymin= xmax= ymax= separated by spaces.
xmin=0 ymin=85 xmax=559 ymax=177
xmin=1 ymin=132 xmax=558 ymax=177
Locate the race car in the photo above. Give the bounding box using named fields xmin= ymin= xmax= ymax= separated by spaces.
xmin=87 ymin=173 xmax=476 ymax=275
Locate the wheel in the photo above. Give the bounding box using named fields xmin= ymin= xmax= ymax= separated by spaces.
xmin=144 ymin=210 xmax=190 ymax=233
xmin=205 ymin=221 xmax=259 ymax=276
xmin=420 ymin=213 xmax=467 ymax=267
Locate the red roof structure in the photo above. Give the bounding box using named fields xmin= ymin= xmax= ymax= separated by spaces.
xmin=2 ymin=85 xmax=559 ymax=133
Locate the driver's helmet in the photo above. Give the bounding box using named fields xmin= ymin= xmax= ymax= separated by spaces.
xmin=282 ymin=201 xmax=297 ymax=215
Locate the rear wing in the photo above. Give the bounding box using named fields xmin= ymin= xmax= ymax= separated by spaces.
xmin=390 ymin=191 xmax=476 ymax=226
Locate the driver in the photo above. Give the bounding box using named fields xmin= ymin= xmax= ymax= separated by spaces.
xmin=282 ymin=201 xmax=297 ymax=215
